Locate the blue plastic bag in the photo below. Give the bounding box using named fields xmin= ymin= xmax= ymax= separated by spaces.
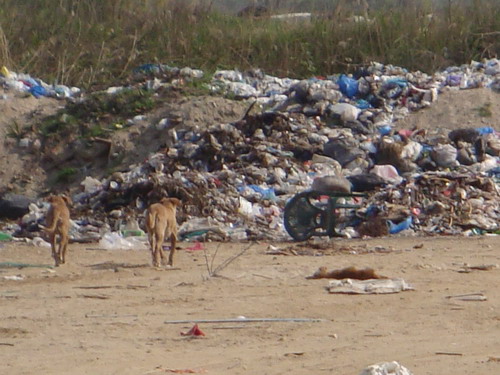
xmin=476 ymin=126 xmax=494 ymax=135
xmin=133 ymin=63 xmax=161 ymax=74
xmin=382 ymin=78 xmax=408 ymax=99
xmin=388 ymin=216 xmax=412 ymax=234
xmin=337 ymin=74 xmax=358 ymax=98
xmin=30 ymin=85 xmax=47 ymax=98
xmin=355 ymin=99 xmax=371 ymax=109
xmin=377 ymin=125 xmax=392 ymax=136
xmin=248 ymin=185 xmax=276 ymax=201
xmin=446 ymin=75 xmax=462 ymax=87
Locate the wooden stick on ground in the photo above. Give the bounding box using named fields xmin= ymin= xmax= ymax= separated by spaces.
xmin=211 ymin=243 xmax=254 ymax=277
xmin=435 ymin=352 xmax=463 ymax=356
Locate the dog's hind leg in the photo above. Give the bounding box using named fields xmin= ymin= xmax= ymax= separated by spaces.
xmin=148 ymin=226 xmax=156 ymax=254
xmin=167 ymin=232 xmax=177 ymax=266
xmin=59 ymin=232 xmax=68 ymax=264
xmin=153 ymin=230 xmax=164 ymax=268
xmin=149 ymin=233 xmax=157 ymax=267
xmin=158 ymin=228 xmax=171 ymax=265
xmin=146 ymin=212 xmax=157 ymax=266
xmin=50 ymin=233 xmax=61 ymax=267
xmin=159 ymin=246 xmax=167 ymax=265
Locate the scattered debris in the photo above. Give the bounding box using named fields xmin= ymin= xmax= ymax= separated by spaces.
xmin=328 ymin=278 xmax=414 ymax=294
xmin=74 ymin=285 xmax=114 ymax=290
xmin=180 ymin=324 xmax=206 ymax=337
xmin=284 ymin=351 xmax=305 ymax=357
xmin=457 ymin=263 xmax=498 ymax=273
xmin=0 ymin=232 xmax=13 ymax=241
xmin=435 ymin=351 xmax=463 ymax=356
xmin=445 ymin=292 xmax=488 ymax=301
xmin=265 ymin=243 xmax=397 ymax=256
xmin=185 ymin=241 xmax=204 ymax=251
xmin=2 ymin=274 xmax=25 ymax=281
xmin=98 ymin=232 xmax=148 ymax=250
xmin=85 ymin=314 xmax=138 ymax=319
xmin=143 ymin=367 xmax=207 ymax=374
xmin=1 ymin=59 xmax=499 ymax=242
xmin=79 ymin=294 xmax=111 ymax=300
xmin=359 ymin=361 xmax=413 ymax=375
xmin=203 ymin=243 xmax=254 ymax=278
xmin=0 ymin=262 xmax=53 ymax=269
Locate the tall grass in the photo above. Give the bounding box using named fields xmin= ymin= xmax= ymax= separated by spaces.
xmin=0 ymin=0 xmax=498 ymax=88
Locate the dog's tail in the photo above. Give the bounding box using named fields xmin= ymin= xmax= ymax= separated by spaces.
xmin=145 ymin=209 xmax=157 ymax=232
xmin=41 ymin=211 xmax=60 ymax=233
xmin=145 ymin=209 xmax=157 ymax=249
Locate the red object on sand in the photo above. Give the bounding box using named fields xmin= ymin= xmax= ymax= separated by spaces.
xmin=180 ymin=324 xmax=206 ymax=337
xmin=185 ymin=241 xmax=204 ymax=251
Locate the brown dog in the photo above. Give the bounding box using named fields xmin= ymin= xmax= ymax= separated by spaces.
xmin=41 ymin=195 xmax=71 ymax=266
xmin=145 ymin=197 xmax=181 ymax=267
xmin=306 ymin=266 xmax=387 ymax=280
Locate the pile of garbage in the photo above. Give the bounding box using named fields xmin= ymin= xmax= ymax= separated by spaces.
xmin=1 ymin=59 xmax=499 ymax=243
xmin=0 ymin=66 xmax=80 ymax=99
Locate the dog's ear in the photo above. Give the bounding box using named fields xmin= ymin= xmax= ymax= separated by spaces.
xmin=61 ymin=195 xmax=72 ymax=206
xmin=170 ymin=198 xmax=181 ymax=207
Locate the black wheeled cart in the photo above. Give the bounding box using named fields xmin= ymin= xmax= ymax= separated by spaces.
xmin=284 ymin=190 xmax=366 ymax=241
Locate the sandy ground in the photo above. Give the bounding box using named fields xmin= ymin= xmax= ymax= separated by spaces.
xmin=0 ymin=236 xmax=499 ymax=375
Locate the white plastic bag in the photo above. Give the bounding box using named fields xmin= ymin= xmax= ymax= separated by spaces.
xmin=330 ymin=103 xmax=360 ymax=122
xmin=431 ymin=144 xmax=458 ymax=167
xmin=98 ymin=232 xmax=145 ymax=250
xmin=359 ymin=361 xmax=413 ymax=375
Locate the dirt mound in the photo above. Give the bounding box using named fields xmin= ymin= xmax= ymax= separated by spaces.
xmin=0 ymin=92 xmax=62 ymax=196
xmin=397 ymin=87 xmax=500 ymax=131
xmin=1 ymin=86 xmax=499 ymax=198
xmin=0 ymin=89 xmax=249 ymax=197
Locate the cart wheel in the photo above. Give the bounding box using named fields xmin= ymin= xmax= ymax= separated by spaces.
xmin=284 ymin=191 xmax=326 ymax=241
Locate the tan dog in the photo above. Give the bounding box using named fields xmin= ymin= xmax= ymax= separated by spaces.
xmin=145 ymin=197 xmax=181 ymax=267
xmin=306 ymin=266 xmax=387 ymax=280
xmin=41 ymin=195 xmax=71 ymax=266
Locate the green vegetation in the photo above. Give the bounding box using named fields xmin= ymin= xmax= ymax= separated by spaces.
xmin=55 ymin=167 xmax=78 ymax=184
xmin=66 ymin=88 xmax=155 ymax=120
xmin=0 ymin=0 xmax=498 ymax=89
xmin=36 ymin=87 xmax=155 ymax=139
xmin=182 ymin=74 xmax=215 ymax=96
xmin=39 ymin=113 xmax=79 ymax=137
xmin=475 ymin=102 xmax=493 ymax=117
xmin=6 ymin=120 xmax=24 ymax=140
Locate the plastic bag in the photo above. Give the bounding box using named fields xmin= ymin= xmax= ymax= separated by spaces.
xmin=337 ymin=74 xmax=358 ymax=98
xmin=431 ymin=144 xmax=458 ymax=167
xmin=98 ymin=232 xmax=144 ymax=250
xmin=29 ymin=85 xmax=47 ymax=98
xmin=387 ymin=216 xmax=412 ymax=234
xmin=329 ymin=103 xmax=361 ymax=122
xmin=370 ymin=165 xmax=403 ymax=185
xmin=359 ymin=361 xmax=413 ymax=375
